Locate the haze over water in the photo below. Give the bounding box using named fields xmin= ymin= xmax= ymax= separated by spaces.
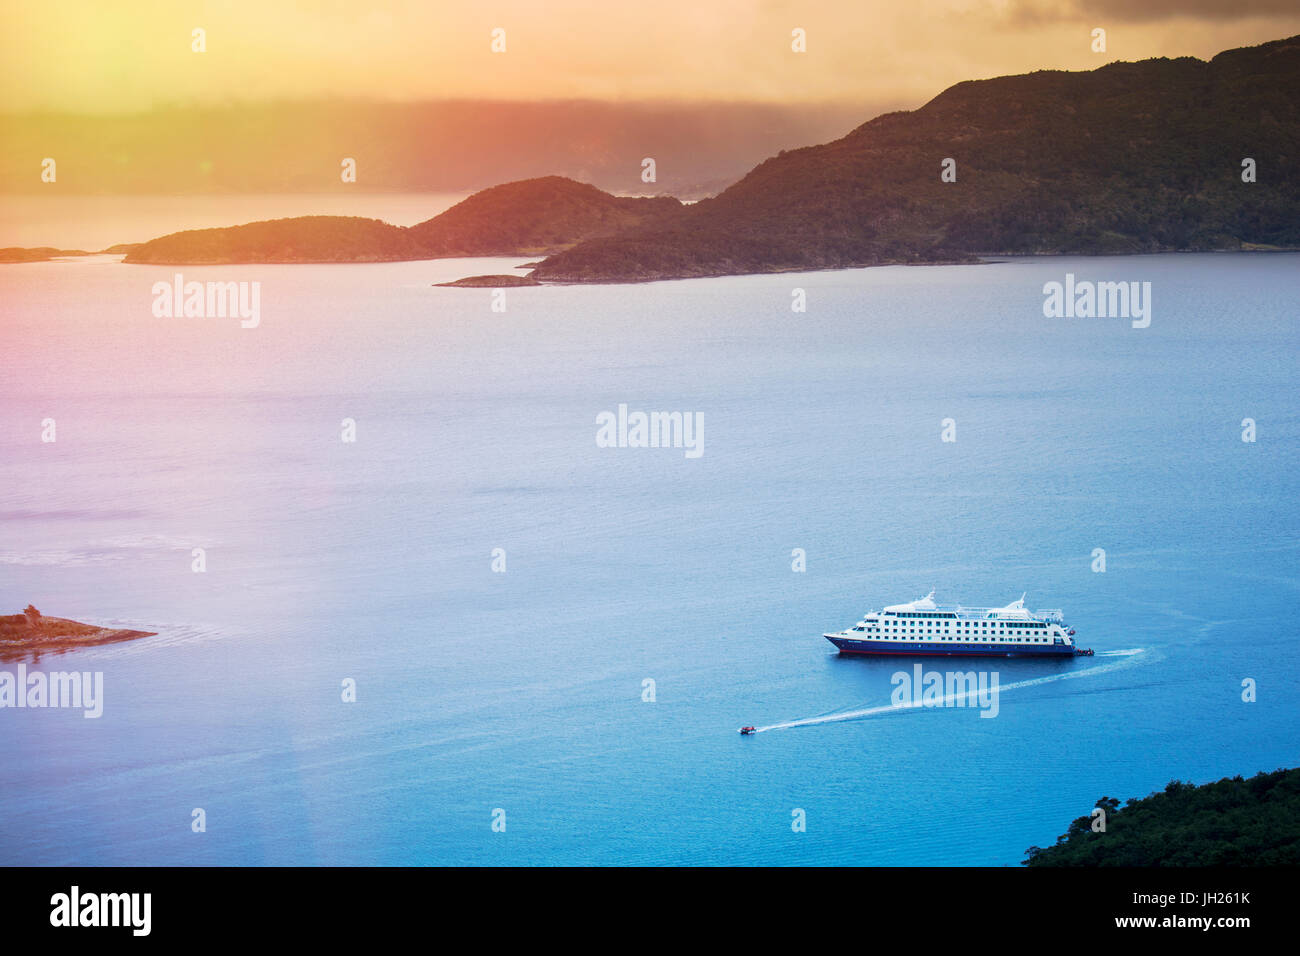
xmin=0 ymin=250 xmax=1296 ymax=865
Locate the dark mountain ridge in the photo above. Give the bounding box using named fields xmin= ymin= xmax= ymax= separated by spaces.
xmin=98 ymin=35 xmax=1300 ymax=276
xmin=533 ymin=35 xmax=1300 ymax=282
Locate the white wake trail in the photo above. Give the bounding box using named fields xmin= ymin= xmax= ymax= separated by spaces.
xmin=754 ymin=648 xmax=1146 ymax=732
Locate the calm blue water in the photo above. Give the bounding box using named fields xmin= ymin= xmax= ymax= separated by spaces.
xmin=1 ymin=252 xmax=1296 ymax=865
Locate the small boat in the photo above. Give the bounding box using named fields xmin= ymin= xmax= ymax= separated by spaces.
xmin=1076 ymin=647 xmax=1094 ymax=656
xmin=1068 ymin=628 xmax=1076 ymax=636
xmin=739 ymin=726 xmax=756 ymax=735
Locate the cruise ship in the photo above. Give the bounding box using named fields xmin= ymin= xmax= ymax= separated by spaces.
xmin=823 ymin=592 xmax=1090 ymax=657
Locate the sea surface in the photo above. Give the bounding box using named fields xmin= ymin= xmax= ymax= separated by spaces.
xmin=0 ymin=248 xmax=1296 ymax=865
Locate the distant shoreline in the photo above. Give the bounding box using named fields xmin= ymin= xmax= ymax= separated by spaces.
xmin=4 ymin=247 xmax=1295 ymax=289
xmin=0 ymin=244 xmax=136 ymax=263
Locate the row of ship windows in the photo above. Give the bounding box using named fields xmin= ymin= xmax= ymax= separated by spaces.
xmin=854 ymin=627 xmax=1054 ymax=640
xmin=861 ymin=624 xmax=1048 ymax=632
xmin=865 ymin=635 xmax=1053 ymax=643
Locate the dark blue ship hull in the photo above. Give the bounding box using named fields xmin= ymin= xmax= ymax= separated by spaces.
xmin=825 ymin=635 xmax=1081 ymax=658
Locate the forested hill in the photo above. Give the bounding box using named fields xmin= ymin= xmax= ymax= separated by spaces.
xmin=1024 ymin=768 xmax=1300 ymax=866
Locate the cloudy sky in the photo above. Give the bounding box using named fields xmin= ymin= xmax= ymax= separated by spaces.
xmin=3 ymin=0 xmax=1299 ymax=112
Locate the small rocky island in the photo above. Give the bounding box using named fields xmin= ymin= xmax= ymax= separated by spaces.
xmin=0 ymin=246 xmax=90 ymax=263
xmin=435 ymin=274 xmax=541 ymax=288
xmin=1 ymin=244 xmax=139 ymax=263
xmin=0 ymin=605 xmax=156 ymax=661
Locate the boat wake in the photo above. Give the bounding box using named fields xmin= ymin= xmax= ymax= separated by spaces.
xmin=751 ymin=648 xmax=1148 ymax=733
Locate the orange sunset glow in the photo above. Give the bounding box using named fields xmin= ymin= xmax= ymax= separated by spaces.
xmin=3 ymin=1 xmax=1298 ymax=212
xmin=4 ymin=1 xmax=1300 ymax=110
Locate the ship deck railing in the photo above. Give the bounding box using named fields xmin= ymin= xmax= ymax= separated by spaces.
xmin=871 ymin=604 xmax=1066 ymax=623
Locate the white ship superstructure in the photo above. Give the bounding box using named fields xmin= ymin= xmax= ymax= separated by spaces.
xmin=823 ymin=592 xmax=1089 ymax=657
